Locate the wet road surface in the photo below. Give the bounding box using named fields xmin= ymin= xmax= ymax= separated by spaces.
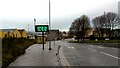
xmin=56 ymin=40 xmax=120 ymax=66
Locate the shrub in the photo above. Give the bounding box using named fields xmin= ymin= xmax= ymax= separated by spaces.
xmin=2 ymin=38 xmax=36 ymax=68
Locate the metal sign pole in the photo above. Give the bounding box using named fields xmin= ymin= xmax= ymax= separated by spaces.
xmin=42 ymin=32 xmax=44 ymax=50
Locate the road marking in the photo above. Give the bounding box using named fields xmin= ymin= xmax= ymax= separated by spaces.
xmin=100 ymin=52 xmax=120 ymax=60
xmin=72 ymin=57 xmax=76 ymax=58
xmin=68 ymin=47 xmax=71 ymax=48
xmin=68 ymin=47 xmax=74 ymax=49
xmin=59 ymin=47 xmax=70 ymax=66
xmin=71 ymin=47 xmax=74 ymax=49
xmin=98 ymin=46 xmax=104 ymax=48
xmin=88 ymin=48 xmax=97 ymax=52
xmin=66 ymin=57 xmax=71 ymax=59
xmin=88 ymin=47 xmax=120 ymax=60
xmin=66 ymin=57 xmax=76 ymax=59
xmin=92 ymin=49 xmax=97 ymax=51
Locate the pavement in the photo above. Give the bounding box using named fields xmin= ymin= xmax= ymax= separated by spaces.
xmin=9 ymin=41 xmax=68 ymax=67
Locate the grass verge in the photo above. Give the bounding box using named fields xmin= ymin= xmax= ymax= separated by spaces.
xmin=69 ymin=40 xmax=120 ymax=43
xmin=69 ymin=40 xmax=120 ymax=48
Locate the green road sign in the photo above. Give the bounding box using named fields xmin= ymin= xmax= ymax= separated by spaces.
xmin=35 ymin=25 xmax=49 ymax=32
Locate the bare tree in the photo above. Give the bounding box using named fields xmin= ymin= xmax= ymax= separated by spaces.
xmin=92 ymin=12 xmax=119 ymax=37
xmin=69 ymin=15 xmax=90 ymax=41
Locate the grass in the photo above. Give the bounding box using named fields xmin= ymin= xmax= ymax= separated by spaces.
xmin=69 ymin=40 xmax=120 ymax=48
xmin=2 ymin=38 xmax=37 ymax=68
xmin=69 ymin=40 xmax=120 ymax=43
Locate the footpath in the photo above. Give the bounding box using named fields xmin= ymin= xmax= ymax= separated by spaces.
xmin=8 ymin=41 xmax=69 ymax=68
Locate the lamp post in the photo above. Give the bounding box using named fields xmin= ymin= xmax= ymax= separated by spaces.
xmin=48 ymin=0 xmax=52 ymax=50
xmin=104 ymin=12 xmax=107 ymax=46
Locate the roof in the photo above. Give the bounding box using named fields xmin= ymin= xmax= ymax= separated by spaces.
xmin=18 ymin=29 xmax=25 ymax=34
xmin=49 ymin=30 xmax=59 ymax=31
xmin=48 ymin=30 xmax=59 ymax=33
xmin=0 ymin=29 xmax=17 ymax=32
xmin=45 ymin=30 xmax=59 ymax=35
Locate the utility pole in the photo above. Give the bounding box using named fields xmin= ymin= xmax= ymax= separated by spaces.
xmin=48 ymin=0 xmax=52 ymax=50
xmin=28 ymin=24 xmax=29 ymax=33
xmin=104 ymin=12 xmax=107 ymax=46
xmin=34 ymin=18 xmax=36 ymax=32
xmin=34 ymin=18 xmax=36 ymax=39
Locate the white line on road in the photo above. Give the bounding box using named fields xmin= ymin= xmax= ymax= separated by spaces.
xmin=98 ymin=46 xmax=104 ymax=48
xmin=66 ymin=57 xmax=71 ymax=59
xmin=66 ymin=57 xmax=76 ymax=59
xmin=88 ymin=48 xmax=97 ymax=52
xmin=59 ymin=47 xmax=70 ymax=66
xmin=100 ymin=52 xmax=120 ymax=60
xmin=88 ymin=47 xmax=120 ymax=60
xmin=68 ymin=47 xmax=74 ymax=49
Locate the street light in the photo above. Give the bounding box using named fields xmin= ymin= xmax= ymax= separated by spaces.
xmin=104 ymin=12 xmax=107 ymax=46
xmin=48 ymin=0 xmax=52 ymax=50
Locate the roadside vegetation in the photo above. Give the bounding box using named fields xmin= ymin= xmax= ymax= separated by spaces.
xmin=68 ymin=12 xmax=120 ymax=41
xmin=69 ymin=40 xmax=120 ymax=43
xmin=68 ymin=12 xmax=120 ymax=48
xmin=2 ymin=38 xmax=36 ymax=68
xmin=69 ymin=40 xmax=120 ymax=48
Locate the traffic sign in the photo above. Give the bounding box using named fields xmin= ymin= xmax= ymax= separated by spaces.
xmin=35 ymin=25 xmax=49 ymax=32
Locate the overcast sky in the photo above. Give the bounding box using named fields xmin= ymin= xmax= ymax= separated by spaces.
xmin=0 ymin=0 xmax=119 ymax=32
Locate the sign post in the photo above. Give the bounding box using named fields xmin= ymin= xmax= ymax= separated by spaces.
xmin=42 ymin=32 xmax=44 ymax=50
xmin=35 ymin=25 xmax=49 ymax=50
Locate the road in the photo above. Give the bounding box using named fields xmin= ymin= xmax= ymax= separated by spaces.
xmin=56 ymin=40 xmax=120 ymax=66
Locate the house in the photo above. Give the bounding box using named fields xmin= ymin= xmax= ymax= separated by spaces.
xmin=62 ymin=31 xmax=68 ymax=37
xmin=0 ymin=29 xmax=21 ymax=38
xmin=27 ymin=32 xmax=35 ymax=39
xmin=61 ymin=31 xmax=68 ymax=39
xmin=36 ymin=34 xmax=47 ymax=44
xmin=84 ymin=28 xmax=94 ymax=37
xmin=114 ymin=29 xmax=120 ymax=37
xmin=0 ymin=29 xmax=27 ymax=38
xmin=0 ymin=31 xmax=5 ymax=38
xmin=18 ymin=29 xmax=27 ymax=38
